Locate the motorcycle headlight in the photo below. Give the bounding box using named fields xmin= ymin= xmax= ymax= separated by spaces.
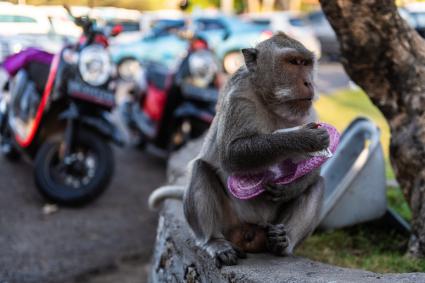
xmin=79 ymin=45 xmax=112 ymax=86
xmin=188 ymin=50 xmax=218 ymax=87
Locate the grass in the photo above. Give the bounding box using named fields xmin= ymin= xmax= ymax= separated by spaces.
xmin=296 ymin=224 xmax=425 ymax=273
xmin=387 ymin=186 xmax=412 ymax=222
xmin=302 ymin=89 xmax=423 ymax=273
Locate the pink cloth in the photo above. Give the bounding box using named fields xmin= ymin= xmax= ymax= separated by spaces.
xmin=227 ymin=123 xmax=340 ymax=200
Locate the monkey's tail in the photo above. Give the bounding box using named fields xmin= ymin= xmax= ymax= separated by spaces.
xmin=148 ymin=185 xmax=185 ymax=210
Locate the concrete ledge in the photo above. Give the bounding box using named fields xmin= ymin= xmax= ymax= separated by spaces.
xmin=149 ymin=138 xmax=425 ymax=283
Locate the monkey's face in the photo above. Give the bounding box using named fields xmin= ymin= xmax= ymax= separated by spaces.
xmin=271 ymin=48 xmax=316 ymax=115
xmin=242 ymin=33 xmax=316 ymax=117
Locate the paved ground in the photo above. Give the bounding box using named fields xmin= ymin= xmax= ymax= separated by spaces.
xmin=316 ymin=62 xmax=351 ymax=94
xmin=0 ymin=146 xmax=166 ymax=283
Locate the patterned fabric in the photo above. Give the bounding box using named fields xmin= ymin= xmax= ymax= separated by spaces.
xmin=227 ymin=123 xmax=340 ymax=200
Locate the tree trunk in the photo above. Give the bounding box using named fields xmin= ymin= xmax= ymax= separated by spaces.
xmin=319 ymin=0 xmax=425 ymax=257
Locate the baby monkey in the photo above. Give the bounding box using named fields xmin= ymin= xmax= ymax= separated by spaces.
xmin=152 ymin=32 xmax=330 ymax=267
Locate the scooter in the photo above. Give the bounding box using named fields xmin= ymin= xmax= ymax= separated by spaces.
xmin=122 ymin=34 xmax=220 ymax=158
xmin=0 ymin=6 xmax=123 ymax=205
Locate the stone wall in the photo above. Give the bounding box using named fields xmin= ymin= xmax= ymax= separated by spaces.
xmin=149 ymin=138 xmax=425 ymax=283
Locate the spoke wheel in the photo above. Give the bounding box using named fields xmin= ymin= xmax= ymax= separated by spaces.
xmin=34 ymin=130 xmax=113 ymax=206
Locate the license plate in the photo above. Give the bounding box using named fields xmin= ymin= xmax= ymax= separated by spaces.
xmin=67 ymin=80 xmax=115 ymax=108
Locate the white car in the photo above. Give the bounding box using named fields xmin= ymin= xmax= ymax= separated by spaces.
xmin=244 ymin=12 xmax=322 ymax=59
xmin=38 ymin=6 xmax=81 ymax=38
xmin=0 ymin=4 xmax=51 ymax=36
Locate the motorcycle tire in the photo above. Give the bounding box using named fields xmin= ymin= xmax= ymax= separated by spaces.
xmin=34 ymin=130 xmax=114 ymax=206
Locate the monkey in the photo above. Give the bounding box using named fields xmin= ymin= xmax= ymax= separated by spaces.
xmin=149 ymin=32 xmax=329 ymax=267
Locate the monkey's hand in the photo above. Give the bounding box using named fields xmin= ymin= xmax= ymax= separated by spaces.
xmin=264 ymin=169 xmax=320 ymax=202
xmin=266 ymin=224 xmax=290 ymax=256
xmin=205 ymin=239 xmax=247 ymax=268
xmin=265 ymin=183 xmax=300 ymax=202
xmin=299 ymin=122 xmax=330 ymax=152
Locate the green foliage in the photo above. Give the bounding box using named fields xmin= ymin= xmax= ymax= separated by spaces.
xmin=387 ymin=186 xmax=412 ymax=221
xmin=297 ymin=224 xmax=425 ymax=273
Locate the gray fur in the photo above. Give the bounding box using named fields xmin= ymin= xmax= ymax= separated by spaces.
xmin=183 ymin=33 xmax=329 ymax=267
xmin=148 ymin=185 xmax=185 ymax=210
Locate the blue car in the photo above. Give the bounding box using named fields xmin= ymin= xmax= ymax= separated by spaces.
xmin=194 ymin=16 xmax=269 ymax=74
xmin=110 ymin=19 xmax=188 ymax=81
xmin=111 ymin=15 xmax=269 ymax=80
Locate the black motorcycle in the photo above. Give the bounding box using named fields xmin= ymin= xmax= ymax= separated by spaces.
xmin=122 ymin=35 xmax=219 ymax=157
xmin=0 ymin=7 xmax=123 ymax=205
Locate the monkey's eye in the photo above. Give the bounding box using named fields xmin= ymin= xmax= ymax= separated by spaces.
xmin=289 ymin=58 xmax=304 ymax=66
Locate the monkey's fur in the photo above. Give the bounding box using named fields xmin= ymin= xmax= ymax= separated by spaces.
xmin=150 ymin=33 xmax=329 ymax=267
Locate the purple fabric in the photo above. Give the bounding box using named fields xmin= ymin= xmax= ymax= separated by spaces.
xmin=227 ymin=123 xmax=340 ymax=200
xmin=2 ymin=48 xmax=54 ymax=76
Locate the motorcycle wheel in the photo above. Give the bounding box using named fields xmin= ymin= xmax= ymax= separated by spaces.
xmin=34 ymin=130 xmax=113 ymax=206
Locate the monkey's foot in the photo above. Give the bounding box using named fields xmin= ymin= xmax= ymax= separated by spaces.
xmin=205 ymin=239 xmax=246 ymax=268
xmin=266 ymin=224 xmax=290 ymax=256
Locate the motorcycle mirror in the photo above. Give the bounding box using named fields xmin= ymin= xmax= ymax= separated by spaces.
xmin=63 ymin=5 xmax=74 ymax=18
xmin=179 ymin=0 xmax=189 ymax=11
xmin=111 ymin=25 xmax=123 ymax=37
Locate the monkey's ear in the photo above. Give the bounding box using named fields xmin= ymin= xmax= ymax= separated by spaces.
xmin=241 ymin=48 xmax=258 ymax=72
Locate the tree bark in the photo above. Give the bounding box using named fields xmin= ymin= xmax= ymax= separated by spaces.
xmin=319 ymin=0 xmax=425 ymax=257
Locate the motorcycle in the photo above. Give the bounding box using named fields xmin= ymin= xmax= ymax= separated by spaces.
xmin=0 ymin=7 xmax=124 ymax=205
xmin=122 ymin=33 xmax=220 ymax=158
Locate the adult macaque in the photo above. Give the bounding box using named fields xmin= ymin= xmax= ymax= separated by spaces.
xmin=150 ymin=32 xmax=329 ymax=267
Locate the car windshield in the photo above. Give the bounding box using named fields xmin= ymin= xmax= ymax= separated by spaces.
xmin=289 ymin=17 xmax=307 ymax=27
xmin=307 ymin=11 xmax=325 ymax=24
xmin=106 ymin=20 xmax=140 ymax=32
xmin=148 ymin=19 xmax=185 ymax=37
xmin=0 ymin=14 xmax=37 ymax=23
xmin=249 ymin=19 xmax=271 ymax=28
xmin=195 ymin=18 xmax=225 ymax=31
xmin=410 ymin=12 xmax=425 ymax=28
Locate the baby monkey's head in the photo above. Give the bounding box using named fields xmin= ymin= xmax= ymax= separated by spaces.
xmin=242 ymin=32 xmax=316 ymax=116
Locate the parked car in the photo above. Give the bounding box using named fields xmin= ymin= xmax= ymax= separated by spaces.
xmin=0 ymin=4 xmax=51 ymax=36
xmin=38 ymin=5 xmax=82 ymax=38
xmin=194 ymin=15 xmax=269 ymax=74
xmin=111 ymin=14 xmax=270 ymax=78
xmin=306 ymin=9 xmax=414 ymax=61
xmin=404 ymin=3 xmax=425 ymax=37
xmin=244 ymin=12 xmax=321 ymax=59
xmin=111 ymin=18 xmax=188 ymax=81
xmin=304 ymin=11 xmax=339 ymax=61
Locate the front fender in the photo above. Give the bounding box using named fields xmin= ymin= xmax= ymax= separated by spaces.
xmin=79 ymin=115 xmax=124 ymax=146
xmin=59 ymin=107 xmax=124 ymax=146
